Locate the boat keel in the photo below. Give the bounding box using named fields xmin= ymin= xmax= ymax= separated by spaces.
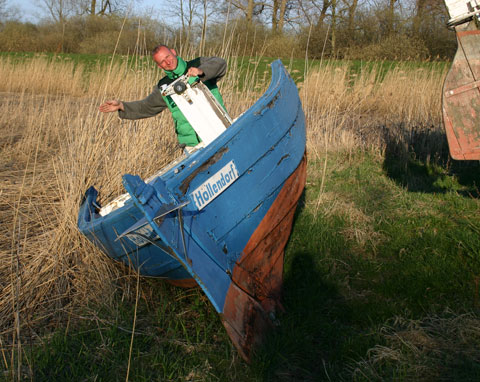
xmin=221 ymin=154 xmax=307 ymax=361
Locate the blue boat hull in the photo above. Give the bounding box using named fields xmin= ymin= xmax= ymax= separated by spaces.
xmin=78 ymin=60 xmax=306 ymax=359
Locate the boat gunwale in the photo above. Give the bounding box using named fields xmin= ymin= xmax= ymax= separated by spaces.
xmin=93 ymin=60 xmax=290 ymax=217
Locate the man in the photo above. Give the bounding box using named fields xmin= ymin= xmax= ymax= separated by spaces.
xmin=99 ymin=45 xmax=227 ymax=148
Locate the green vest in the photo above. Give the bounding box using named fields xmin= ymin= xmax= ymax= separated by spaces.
xmin=162 ymin=57 xmax=226 ymax=146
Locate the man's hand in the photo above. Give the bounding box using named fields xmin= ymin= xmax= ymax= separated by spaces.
xmin=187 ymin=67 xmax=204 ymax=77
xmin=99 ymin=100 xmax=124 ymax=113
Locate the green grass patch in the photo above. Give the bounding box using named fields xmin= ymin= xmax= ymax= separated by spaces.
xmin=0 ymin=51 xmax=449 ymax=89
xmin=252 ymin=150 xmax=480 ymax=380
xmin=14 ymin=282 xmax=253 ymax=381
xmin=0 ymin=51 xmax=146 ymax=72
xmin=234 ymin=56 xmax=449 ymax=87
xmin=8 ymin=149 xmax=480 ymax=381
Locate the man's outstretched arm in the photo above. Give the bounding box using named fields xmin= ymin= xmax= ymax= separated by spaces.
xmin=99 ymin=100 xmax=124 ymax=113
xmin=99 ymin=86 xmax=167 ymax=120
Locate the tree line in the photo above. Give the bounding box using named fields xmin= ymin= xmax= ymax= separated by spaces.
xmin=0 ymin=0 xmax=457 ymax=60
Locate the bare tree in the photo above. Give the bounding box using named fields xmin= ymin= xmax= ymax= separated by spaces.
xmin=38 ymin=0 xmax=130 ymax=21
xmin=387 ymin=0 xmax=396 ymax=35
xmin=228 ymin=0 xmax=266 ymax=25
xmin=342 ymin=0 xmax=359 ymax=39
xmin=199 ymin=0 xmax=222 ymax=53
xmin=412 ymin=0 xmax=445 ymax=35
xmin=173 ymin=0 xmax=198 ymax=48
xmin=86 ymin=0 xmax=130 ymax=15
xmin=272 ymin=0 xmax=289 ymax=33
xmin=312 ymin=0 xmax=332 ymax=27
xmin=0 ymin=0 xmax=6 ymax=20
xmin=0 ymin=0 xmax=20 ymax=20
xmin=362 ymin=0 xmax=403 ymax=37
xmin=331 ymin=0 xmax=336 ymax=52
xmin=40 ymin=0 xmax=76 ymax=22
xmin=200 ymin=0 xmax=208 ymax=53
xmin=285 ymin=0 xmax=313 ymax=27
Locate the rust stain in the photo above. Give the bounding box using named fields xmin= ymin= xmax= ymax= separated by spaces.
xmin=457 ymin=30 xmax=480 ymax=37
xmin=222 ymin=154 xmax=307 ymax=361
xmin=221 ymin=283 xmax=271 ymax=361
xmin=267 ymin=92 xmax=280 ymax=109
xmin=444 ymin=79 xmax=480 ymax=98
xmin=254 ymin=92 xmax=281 ymax=115
xmin=167 ymin=278 xmax=198 ymax=288
xmin=179 ymin=147 xmax=228 ymax=194
xmin=277 ymin=154 xmax=290 ymax=166
xmin=251 ymin=202 xmax=263 ymax=214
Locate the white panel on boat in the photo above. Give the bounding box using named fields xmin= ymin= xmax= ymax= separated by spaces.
xmin=445 ymin=0 xmax=480 ymax=25
xmin=99 ymin=193 xmax=131 ymax=216
xmin=161 ymin=77 xmax=232 ymax=146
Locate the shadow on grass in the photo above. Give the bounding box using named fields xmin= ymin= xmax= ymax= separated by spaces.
xmin=248 ymin=184 xmax=378 ymax=381
xmin=382 ymin=126 xmax=480 ymax=197
xmin=249 ymin=147 xmax=480 ymax=381
xmin=253 ymin=249 xmax=364 ymax=381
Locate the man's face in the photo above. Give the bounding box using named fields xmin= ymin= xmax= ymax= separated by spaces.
xmin=153 ymin=47 xmax=178 ymax=71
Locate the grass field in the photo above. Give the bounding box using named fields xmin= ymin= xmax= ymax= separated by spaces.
xmin=1 ymin=52 xmax=479 ymax=381
xmin=0 ymin=50 xmax=449 ymax=90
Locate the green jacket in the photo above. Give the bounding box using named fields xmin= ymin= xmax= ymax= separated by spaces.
xmin=119 ymin=56 xmax=227 ymax=146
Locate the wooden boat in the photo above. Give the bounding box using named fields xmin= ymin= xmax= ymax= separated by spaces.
xmin=78 ymin=60 xmax=306 ymax=360
xmin=442 ymin=0 xmax=480 ymax=160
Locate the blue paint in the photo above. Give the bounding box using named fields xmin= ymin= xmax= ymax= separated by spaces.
xmin=78 ymin=60 xmax=306 ymax=314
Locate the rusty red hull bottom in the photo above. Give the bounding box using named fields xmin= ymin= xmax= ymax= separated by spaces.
xmin=221 ymin=154 xmax=307 ymax=361
xmin=167 ymin=278 xmax=198 ymax=288
xmin=443 ymin=22 xmax=480 ymax=160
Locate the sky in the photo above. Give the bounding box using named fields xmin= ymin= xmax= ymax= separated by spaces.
xmin=7 ymin=0 xmax=163 ymax=22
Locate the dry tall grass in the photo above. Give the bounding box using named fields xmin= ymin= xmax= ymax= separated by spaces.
xmin=0 ymin=53 xmax=264 ymax=360
xmin=352 ymin=311 xmax=480 ymax=380
xmin=301 ymin=62 xmax=447 ymax=159
xmin=0 ymin=54 xmax=447 ymax=374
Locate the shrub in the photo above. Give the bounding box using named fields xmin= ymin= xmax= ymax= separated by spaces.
xmin=264 ymin=32 xmax=302 ymax=58
xmin=343 ymin=34 xmax=430 ymax=61
xmin=0 ymin=21 xmax=39 ymax=52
